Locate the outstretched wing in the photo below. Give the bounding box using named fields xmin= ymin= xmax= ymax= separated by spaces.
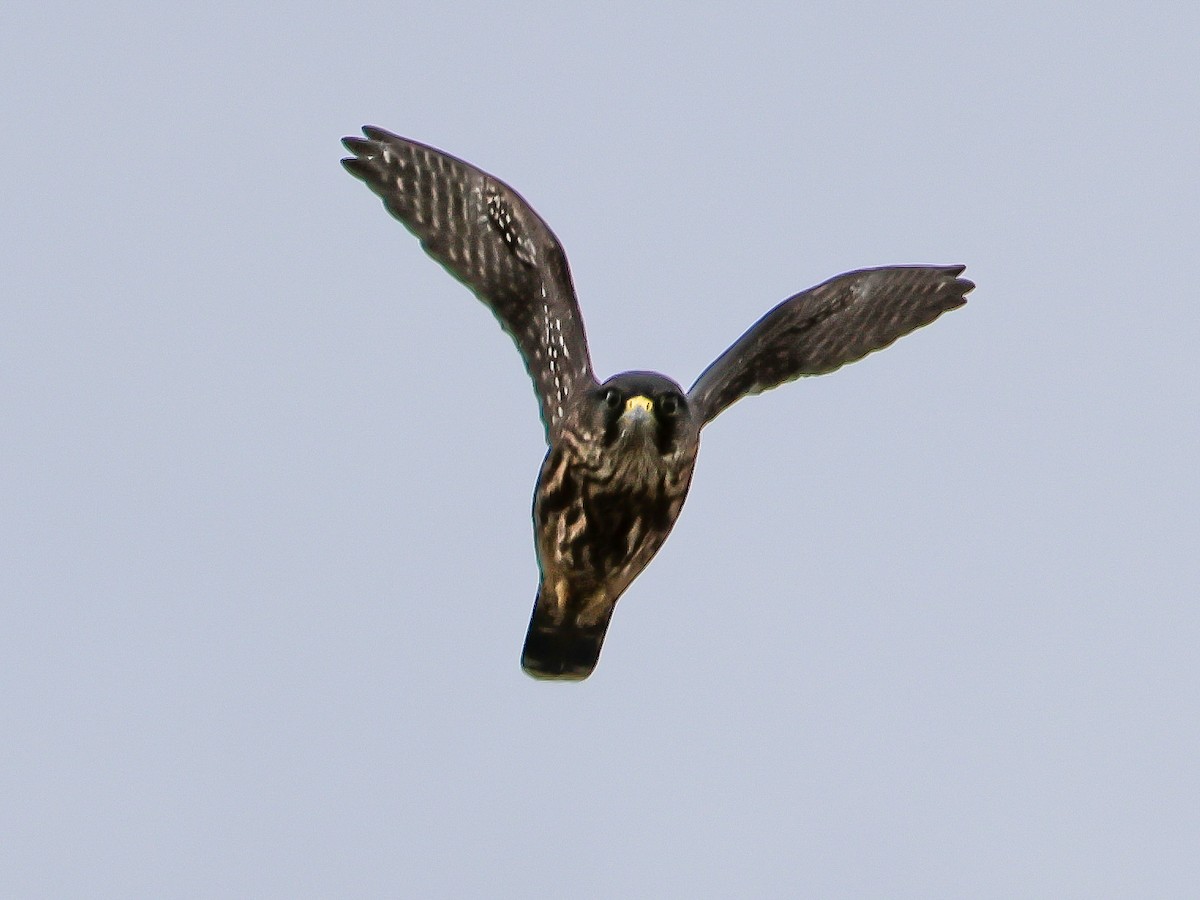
xmin=341 ymin=127 xmax=598 ymax=441
xmin=688 ymin=265 xmax=972 ymax=426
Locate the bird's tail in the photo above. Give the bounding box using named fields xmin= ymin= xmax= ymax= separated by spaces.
xmin=521 ymin=590 xmax=614 ymax=681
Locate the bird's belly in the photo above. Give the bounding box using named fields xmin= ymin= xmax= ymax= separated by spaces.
xmin=537 ymin=479 xmax=685 ymax=591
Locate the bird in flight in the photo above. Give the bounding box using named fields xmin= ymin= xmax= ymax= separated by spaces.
xmin=341 ymin=127 xmax=972 ymax=681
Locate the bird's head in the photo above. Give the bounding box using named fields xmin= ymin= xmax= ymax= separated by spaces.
xmin=588 ymin=371 xmax=697 ymax=460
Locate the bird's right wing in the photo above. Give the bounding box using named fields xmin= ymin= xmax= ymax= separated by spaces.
xmin=688 ymin=265 xmax=972 ymax=426
xmin=342 ymin=127 xmax=598 ymax=441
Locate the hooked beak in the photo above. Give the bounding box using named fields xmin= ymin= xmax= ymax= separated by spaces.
xmin=618 ymin=395 xmax=656 ymax=444
xmin=621 ymin=395 xmax=654 ymax=422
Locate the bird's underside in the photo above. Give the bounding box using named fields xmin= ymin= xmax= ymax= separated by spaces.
xmin=341 ymin=126 xmax=973 ymax=680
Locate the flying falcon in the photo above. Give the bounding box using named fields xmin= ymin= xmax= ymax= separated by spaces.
xmin=341 ymin=127 xmax=972 ymax=681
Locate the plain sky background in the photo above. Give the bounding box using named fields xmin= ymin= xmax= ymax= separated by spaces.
xmin=4 ymin=2 xmax=1199 ymax=896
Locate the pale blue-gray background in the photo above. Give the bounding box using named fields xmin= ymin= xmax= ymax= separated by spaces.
xmin=4 ymin=2 xmax=1198 ymax=896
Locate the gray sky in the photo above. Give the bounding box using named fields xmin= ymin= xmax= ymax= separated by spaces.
xmin=4 ymin=2 xmax=1198 ymax=896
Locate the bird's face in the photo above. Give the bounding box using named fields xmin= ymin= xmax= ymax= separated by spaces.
xmin=590 ymin=371 xmax=698 ymax=461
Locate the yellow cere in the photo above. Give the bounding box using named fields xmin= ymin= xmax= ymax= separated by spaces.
xmin=624 ymin=396 xmax=654 ymax=414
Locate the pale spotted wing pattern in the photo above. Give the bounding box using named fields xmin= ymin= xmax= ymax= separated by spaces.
xmin=688 ymin=265 xmax=973 ymax=426
xmin=341 ymin=127 xmax=597 ymax=441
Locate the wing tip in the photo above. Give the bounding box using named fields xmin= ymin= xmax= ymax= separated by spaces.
xmin=339 ymin=156 xmax=370 ymax=180
xmin=361 ymin=124 xmax=396 ymax=143
xmin=945 ymin=265 xmax=974 ymax=308
xmin=340 ymin=126 xmax=401 ymax=162
xmin=340 ymin=133 xmax=376 ymax=180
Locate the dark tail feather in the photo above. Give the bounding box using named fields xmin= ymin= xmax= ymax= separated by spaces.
xmin=521 ymin=592 xmax=614 ymax=681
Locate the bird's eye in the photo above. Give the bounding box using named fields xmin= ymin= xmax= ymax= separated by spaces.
xmin=602 ymin=388 xmax=621 ymax=409
xmin=659 ymin=393 xmax=680 ymax=416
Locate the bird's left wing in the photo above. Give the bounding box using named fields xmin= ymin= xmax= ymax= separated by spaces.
xmin=688 ymin=265 xmax=972 ymax=426
xmin=342 ymin=127 xmax=598 ymax=441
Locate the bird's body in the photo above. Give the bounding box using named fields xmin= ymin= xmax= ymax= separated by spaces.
xmin=341 ymin=127 xmax=973 ymax=680
xmin=525 ymin=371 xmax=699 ymax=678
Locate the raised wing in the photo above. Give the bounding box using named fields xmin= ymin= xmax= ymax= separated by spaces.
xmin=341 ymin=127 xmax=598 ymax=441
xmin=688 ymin=265 xmax=972 ymax=426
